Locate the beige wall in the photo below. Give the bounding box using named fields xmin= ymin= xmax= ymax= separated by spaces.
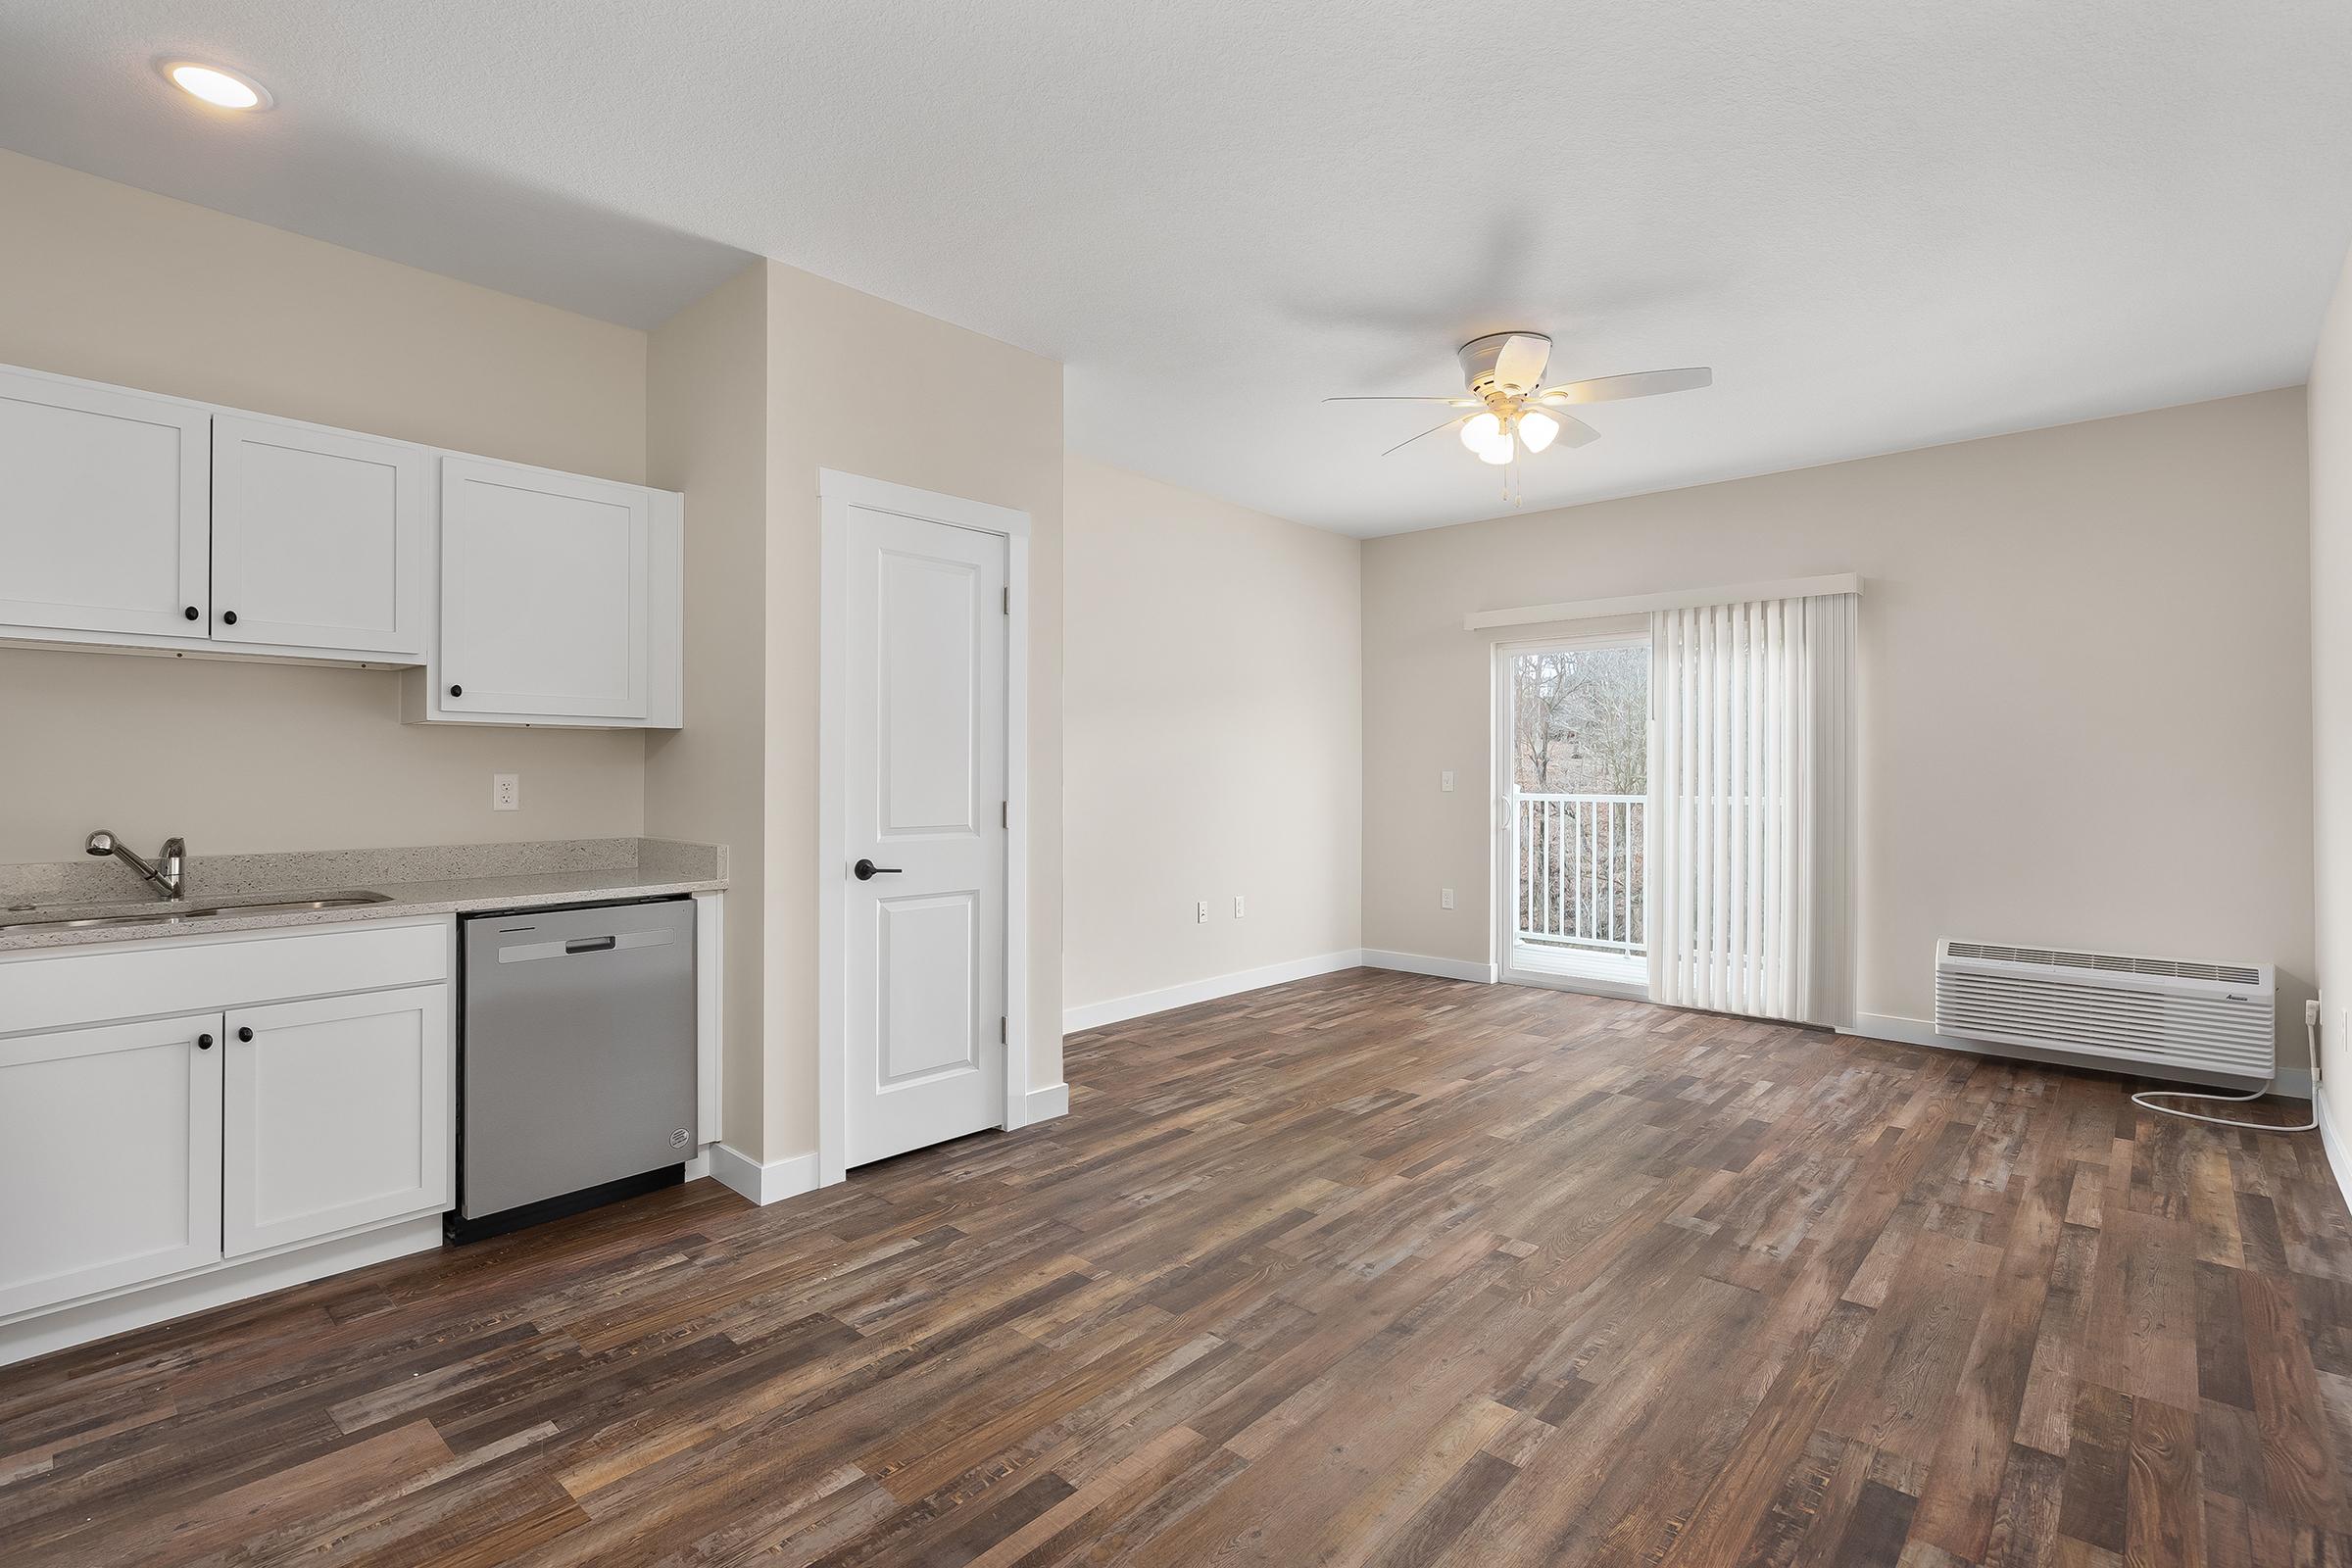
xmin=1363 ymin=390 xmax=2316 ymax=1068
xmin=759 ymin=262 xmax=1065 ymax=1159
xmin=1063 ymin=457 xmax=1362 ymax=1013
xmin=645 ymin=262 xmax=770 ymax=1152
xmin=2313 ymin=245 xmax=2352 ymax=1124
xmin=0 ymin=150 xmax=651 ymax=862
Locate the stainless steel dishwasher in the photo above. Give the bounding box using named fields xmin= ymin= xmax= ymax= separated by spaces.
xmin=452 ymin=897 xmax=696 ymax=1243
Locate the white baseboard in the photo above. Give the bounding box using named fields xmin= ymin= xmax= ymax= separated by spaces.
xmin=1024 ymin=1083 xmax=1069 ymax=1122
xmin=1845 ymin=1011 xmax=2313 ymax=1099
xmin=708 ymin=1144 xmax=820 ymax=1206
xmin=1361 ymin=949 xmax=1498 ymax=984
xmin=0 ymin=1215 xmax=444 ymax=1369
xmin=1062 ymin=950 xmax=1366 ymax=1033
xmin=2319 ymin=1095 xmax=2352 ymax=1210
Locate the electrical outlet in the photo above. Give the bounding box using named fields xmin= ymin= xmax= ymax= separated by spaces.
xmin=1196 ymin=901 xmax=1209 ymax=924
xmin=1441 ymin=887 xmax=1455 ymax=910
xmin=1234 ymin=895 xmax=1246 ymax=918
xmin=492 ymin=773 xmax=520 ymax=811
xmin=1441 ymin=769 xmax=1455 ymax=792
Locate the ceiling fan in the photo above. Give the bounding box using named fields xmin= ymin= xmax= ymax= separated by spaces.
xmin=1327 ymin=332 xmax=1712 ymax=500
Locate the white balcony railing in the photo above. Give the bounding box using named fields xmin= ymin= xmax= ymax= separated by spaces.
xmin=1515 ymin=793 xmax=1645 ymax=956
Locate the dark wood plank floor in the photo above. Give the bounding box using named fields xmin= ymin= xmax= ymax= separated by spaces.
xmin=6 ymin=969 xmax=2352 ymax=1565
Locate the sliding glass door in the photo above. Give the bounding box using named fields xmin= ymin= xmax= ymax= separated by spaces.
xmin=1494 ymin=633 xmax=1651 ymax=997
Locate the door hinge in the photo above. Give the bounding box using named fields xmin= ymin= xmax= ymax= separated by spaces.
xmin=1003 ymin=587 xmax=1010 ymax=615
xmin=1000 ymin=1016 xmax=1007 ymax=1044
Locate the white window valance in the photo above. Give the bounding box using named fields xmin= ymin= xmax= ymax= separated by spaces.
xmin=1463 ymin=573 xmax=1862 ymax=633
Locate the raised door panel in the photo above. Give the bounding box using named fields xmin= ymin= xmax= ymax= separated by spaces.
xmin=0 ymin=368 xmax=209 ymax=638
xmin=843 ymin=506 xmax=1008 ymax=1168
xmin=211 ymin=415 xmax=428 ymax=656
xmin=0 ymin=1014 xmax=223 ymax=1317
xmin=222 ymin=984 xmax=451 ymax=1258
xmin=439 ymin=458 xmax=649 ymax=719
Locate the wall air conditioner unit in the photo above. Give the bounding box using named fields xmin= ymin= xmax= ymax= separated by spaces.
xmin=1934 ymin=939 xmax=2275 ymax=1083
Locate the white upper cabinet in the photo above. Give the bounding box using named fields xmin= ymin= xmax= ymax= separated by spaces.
xmin=429 ymin=456 xmax=680 ymax=725
xmin=211 ymin=415 xmax=429 ymax=657
xmin=0 ymin=362 xmax=681 ymax=727
xmin=0 ymin=367 xmax=210 ymax=638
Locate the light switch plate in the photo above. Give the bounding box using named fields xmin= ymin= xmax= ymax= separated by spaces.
xmin=493 ymin=772 xmax=519 ymax=811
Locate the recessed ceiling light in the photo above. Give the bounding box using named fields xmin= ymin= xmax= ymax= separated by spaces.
xmin=162 ymin=61 xmax=271 ymax=111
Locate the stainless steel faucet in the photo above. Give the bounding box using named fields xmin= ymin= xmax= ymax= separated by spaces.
xmin=85 ymin=830 xmax=187 ymax=901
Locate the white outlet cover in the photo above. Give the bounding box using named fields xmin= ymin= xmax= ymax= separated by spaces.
xmin=1441 ymin=770 xmax=1455 ymax=792
xmin=1441 ymin=887 xmax=1455 ymax=909
xmin=1196 ymin=901 xmax=1208 ymax=923
xmin=1234 ymin=895 xmax=1245 ymax=918
xmin=493 ymin=772 xmax=519 ymax=811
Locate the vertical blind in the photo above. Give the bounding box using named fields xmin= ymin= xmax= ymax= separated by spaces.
xmin=1647 ymin=593 xmax=1856 ymax=1026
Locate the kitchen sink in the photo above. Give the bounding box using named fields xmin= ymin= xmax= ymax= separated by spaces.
xmin=0 ymin=890 xmax=395 ymax=933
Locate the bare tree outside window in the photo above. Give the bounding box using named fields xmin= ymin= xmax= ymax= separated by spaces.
xmin=1511 ymin=645 xmax=1647 ymax=795
xmin=1511 ymin=643 xmax=1649 ymax=963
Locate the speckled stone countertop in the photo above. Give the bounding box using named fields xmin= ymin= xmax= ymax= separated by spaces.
xmin=0 ymin=838 xmax=727 ymax=954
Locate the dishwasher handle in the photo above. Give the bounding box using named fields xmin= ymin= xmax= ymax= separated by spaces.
xmin=493 ymin=927 xmax=676 ymax=964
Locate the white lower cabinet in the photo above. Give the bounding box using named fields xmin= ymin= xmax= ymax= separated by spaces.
xmin=0 ymin=919 xmax=453 ymax=1357
xmin=0 ymin=1013 xmax=224 ymax=1318
xmin=223 ymin=984 xmax=451 ymax=1257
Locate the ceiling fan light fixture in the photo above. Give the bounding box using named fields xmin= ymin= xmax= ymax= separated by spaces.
xmin=1519 ymin=409 xmax=1560 ymax=454
xmin=1476 ymin=433 xmax=1514 ymax=466
xmin=1459 ymin=412 xmax=1504 ymax=455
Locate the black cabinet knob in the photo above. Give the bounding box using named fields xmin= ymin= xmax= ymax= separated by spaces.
xmin=183 ymin=605 xmax=200 ymax=621
xmin=220 ymin=610 xmax=238 ymax=626
xmin=448 ymin=683 xmax=463 ymax=698
xmin=196 ymin=1032 xmax=214 ymax=1050
xmin=235 ymin=1026 xmax=254 ymax=1043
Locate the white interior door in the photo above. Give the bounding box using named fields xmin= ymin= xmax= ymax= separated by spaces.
xmin=438 ymin=457 xmax=650 ymax=718
xmin=0 ymin=368 xmax=209 ymax=637
xmin=843 ymin=505 xmax=1008 ymax=1167
xmin=211 ymin=414 xmax=428 ymax=655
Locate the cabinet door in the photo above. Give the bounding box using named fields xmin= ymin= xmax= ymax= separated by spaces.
xmin=211 ymin=415 xmax=429 ymax=656
xmin=439 ymin=458 xmax=650 ymax=719
xmin=0 ymin=368 xmax=209 ymax=638
xmin=0 ymin=1014 xmax=223 ymax=1317
xmin=222 ymin=984 xmax=450 ymax=1257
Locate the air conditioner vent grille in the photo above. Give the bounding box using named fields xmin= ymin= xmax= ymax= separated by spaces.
xmin=1943 ymin=941 xmax=2261 ymax=987
xmin=1935 ymin=938 xmax=2274 ymax=1083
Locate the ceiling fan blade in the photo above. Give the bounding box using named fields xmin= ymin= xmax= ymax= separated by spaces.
xmin=1535 ymin=411 xmax=1602 ymax=448
xmin=1493 ymin=333 xmax=1551 ymax=392
xmin=1382 ymin=414 xmax=1474 ymax=458
xmin=1537 ymin=368 xmax=1713 ymax=406
xmin=1324 ymin=394 xmax=1479 ymax=405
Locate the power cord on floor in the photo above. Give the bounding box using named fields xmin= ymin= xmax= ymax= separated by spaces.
xmin=2129 ymin=998 xmax=2322 ymax=1132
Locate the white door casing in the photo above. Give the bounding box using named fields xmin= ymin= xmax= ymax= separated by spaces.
xmin=222 ymin=984 xmax=451 ymax=1258
xmin=844 ymin=508 xmax=1007 ymax=1166
xmin=818 ymin=470 xmax=1032 ymax=1186
xmin=0 ymin=367 xmax=209 ymax=638
xmin=210 ymin=414 xmax=429 ymax=656
xmin=0 ymin=1013 xmax=223 ymax=1318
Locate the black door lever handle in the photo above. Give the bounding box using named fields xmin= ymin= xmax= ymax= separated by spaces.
xmin=853 ymin=858 xmax=903 ymax=880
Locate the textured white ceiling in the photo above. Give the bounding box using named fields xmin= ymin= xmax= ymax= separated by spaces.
xmin=3 ymin=2 xmax=2348 ymax=536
